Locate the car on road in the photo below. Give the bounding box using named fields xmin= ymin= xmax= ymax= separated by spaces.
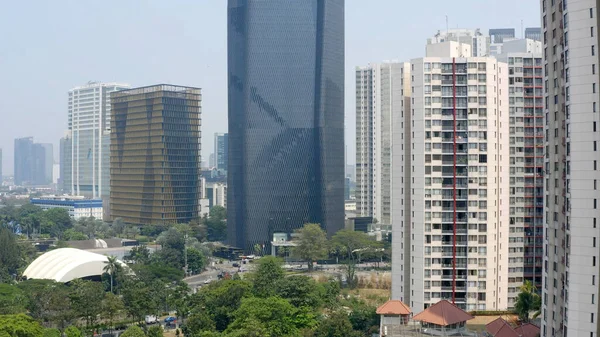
xmin=164 ymin=316 xmax=176 ymax=323
xmin=232 ymin=262 xmax=240 ymax=268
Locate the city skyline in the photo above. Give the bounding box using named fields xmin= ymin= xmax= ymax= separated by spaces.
xmin=0 ymin=0 xmax=540 ymax=176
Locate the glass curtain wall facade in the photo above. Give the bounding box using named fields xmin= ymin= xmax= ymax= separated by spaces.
xmin=110 ymin=85 xmax=202 ymax=225
xmin=227 ymin=0 xmax=345 ymax=251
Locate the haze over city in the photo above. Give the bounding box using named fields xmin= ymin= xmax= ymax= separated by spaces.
xmin=0 ymin=0 xmax=539 ymax=174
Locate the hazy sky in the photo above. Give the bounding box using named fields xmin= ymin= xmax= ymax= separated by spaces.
xmin=0 ymin=0 xmax=540 ymax=175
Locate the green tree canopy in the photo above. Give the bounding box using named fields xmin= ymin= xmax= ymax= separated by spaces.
xmin=186 ymin=247 xmax=206 ymax=274
xmin=291 ymin=223 xmax=328 ymax=271
xmin=225 ymin=296 xmax=313 ymax=337
xmin=314 ymin=310 xmax=361 ymax=337
xmin=514 ymin=280 xmax=541 ymax=322
xmin=120 ymin=325 xmax=146 ymax=337
xmin=0 ymin=314 xmax=45 ymax=337
xmin=147 ymin=325 xmax=164 ymax=337
xmin=250 ymin=256 xmax=284 ymax=297
xmin=275 ymin=275 xmax=323 ymax=309
xmin=0 ymin=228 xmax=21 ymax=282
xmin=63 ymin=326 xmax=83 ymax=337
xmin=330 ymin=230 xmax=378 ymax=288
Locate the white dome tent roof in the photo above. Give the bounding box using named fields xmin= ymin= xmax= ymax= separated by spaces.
xmin=23 ymin=247 xmax=127 ymax=283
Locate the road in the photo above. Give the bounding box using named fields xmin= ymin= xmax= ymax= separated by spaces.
xmin=184 ymin=260 xmax=250 ymax=290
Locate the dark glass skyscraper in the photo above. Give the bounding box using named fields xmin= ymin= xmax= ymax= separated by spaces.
xmin=227 ymin=0 xmax=345 ymax=251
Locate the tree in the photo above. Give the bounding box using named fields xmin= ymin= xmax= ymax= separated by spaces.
xmin=70 ymin=280 xmax=105 ymax=329
xmin=347 ymin=300 xmax=378 ymax=334
xmin=187 ymin=248 xmax=206 ymax=274
xmin=147 ymin=325 xmax=164 ymax=337
xmin=0 ymin=228 xmax=21 ymax=282
xmin=514 ymin=280 xmax=541 ymax=322
xmin=121 ymin=279 xmax=156 ymax=323
xmin=190 ymin=279 xmax=252 ymax=331
xmin=275 ymin=275 xmax=322 ymax=309
xmin=330 ymin=230 xmax=377 ymax=288
xmin=102 ymin=292 xmax=124 ymax=336
xmin=0 ymin=284 xmax=27 ymax=314
xmin=120 ymin=326 xmax=146 ymax=337
xmin=43 ymin=328 xmax=61 ymax=337
xmin=112 ymin=218 xmax=126 ymax=237
xmin=291 ymin=223 xmax=328 ymax=271
xmin=41 ymin=208 xmax=72 ymax=238
xmin=314 ymin=310 xmax=361 ymax=337
xmin=155 ymin=228 xmax=186 ymax=268
xmin=17 ymin=280 xmax=74 ymax=329
xmin=250 ymin=256 xmax=284 ymax=297
xmin=206 ymin=206 xmax=227 ymax=242
xmin=225 ymin=296 xmax=313 ymax=337
xmin=125 ymin=245 xmax=151 ymax=265
xmin=103 ymin=256 xmax=120 ymax=293
xmin=0 ymin=314 xmax=45 ymax=337
xmin=64 ymin=326 xmax=83 ymax=337
xmin=185 ymin=310 xmax=216 ymax=335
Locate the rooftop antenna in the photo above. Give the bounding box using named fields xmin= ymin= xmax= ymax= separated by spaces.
xmin=521 ymin=19 xmax=524 ymax=39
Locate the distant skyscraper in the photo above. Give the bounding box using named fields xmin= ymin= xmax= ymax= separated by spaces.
xmin=356 ymin=63 xmax=403 ymax=225
xmin=214 ymin=133 xmax=228 ymax=172
xmin=65 ymin=82 xmax=130 ymax=199
xmin=489 ymin=28 xmax=516 ymax=43
xmin=524 ymin=27 xmax=542 ymax=42
xmin=14 ymin=137 xmax=50 ymax=186
xmin=40 ymin=143 xmax=53 ymax=185
xmin=227 ymin=0 xmax=345 ymax=250
xmin=14 ymin=137 xmax=33 ymax=185
xmin=110 ymin=84 xmax=202 ymax=225
xmin=0 ymin=148 xmax=3 ymax=182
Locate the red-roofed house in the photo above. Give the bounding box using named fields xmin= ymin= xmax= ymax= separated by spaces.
xmin=378 ymin=300 xmax=412 ymax=336
xmin=412 ymin=300 xmax=474 ymax=336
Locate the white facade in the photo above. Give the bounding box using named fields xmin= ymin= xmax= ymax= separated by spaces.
xmin=496 ymin=41 xmax=544 ymax=309
xmin=391 ymin=45 xmax=510 ymax=312
xmin=31 ymin=196 xmax=104 ymax=220
xmin=65 ymin=81 xmax=130 ymax=199
xmin=541 ymin=1 xmax=600 ymax=337
xmin=427 ymin=29 xmax=491 ymax=57
xmin=356 ymin=63 xmax=403 ymax=225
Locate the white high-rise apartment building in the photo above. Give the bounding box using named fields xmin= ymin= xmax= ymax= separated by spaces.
xmin=391 ymin=42 xmax=510 ymax=312
xmin=63 ymin=81 xmax=130 ymax=199
xmin=541 ymin=1 xmax=600 ymax=337
xmin=428 ymin=29 xmax=491 ymax=57
xmin=496 ymin=39 xmax=545 ymax=309
xmin=356 ymin=63 xmax=403 ymax=225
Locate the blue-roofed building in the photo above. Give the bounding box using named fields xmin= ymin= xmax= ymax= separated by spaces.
xmin=31 ymin=196 xmax=103 ymax=220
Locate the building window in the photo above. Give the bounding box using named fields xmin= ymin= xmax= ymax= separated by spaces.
xmin=592 ymin=8 xmax=595 ymax=18
xmin=593 ymin=45 xmax=596 ymax=56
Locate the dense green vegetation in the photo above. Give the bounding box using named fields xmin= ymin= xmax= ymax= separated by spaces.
xmin=0 ymin=210 xmax=384 ymax=336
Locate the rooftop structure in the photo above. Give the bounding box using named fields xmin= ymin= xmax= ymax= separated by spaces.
xmin=31 ymin=196 xmax=103 ymax=220
xmin=23 ymin=248 xmax=127 ymax=283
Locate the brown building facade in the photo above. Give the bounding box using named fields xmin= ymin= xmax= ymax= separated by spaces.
xmin=110 ymin=84 xmax=202 ymax=225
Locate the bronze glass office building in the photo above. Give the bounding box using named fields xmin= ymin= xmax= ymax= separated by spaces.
xmin=110 ymin=84 xmax=202 ymax=225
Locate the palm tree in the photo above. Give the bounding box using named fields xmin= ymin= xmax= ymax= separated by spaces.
xmin=514 ymin=280 xmax=541 ymax=322
xmin=103 ymin=256 xmax=119 ymax=294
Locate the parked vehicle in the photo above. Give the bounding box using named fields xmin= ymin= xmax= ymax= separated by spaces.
xmin=145 ymin=315 xmax=159 ymax=324
xmin=164 ymin=316 xmax=176 ymax=323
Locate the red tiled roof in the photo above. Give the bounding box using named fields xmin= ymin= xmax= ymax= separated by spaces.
xmin=486 ymin=317 xmax=510 ymax=336
xmin=486 ymin=318 xmax=540 ymax=337
xmin=412 ymin=300 xmax=474 ymax=326
xmin=515 ymin=323 xmax=540 ymax=337
xmin=486 ymin=318 xmax=519 ymax=337
xmin=376 ymin=300 xmax=412 ymax=315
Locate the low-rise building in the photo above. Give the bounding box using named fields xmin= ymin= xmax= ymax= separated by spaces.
xmin=31 ymin=196 xmax=103 ymax=220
